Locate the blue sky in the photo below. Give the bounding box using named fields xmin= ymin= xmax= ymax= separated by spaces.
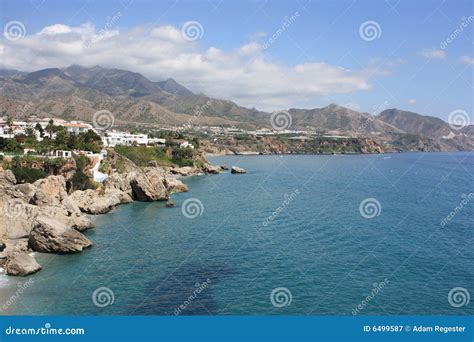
xmin=1 ymin=0 xmax=473 ymax=120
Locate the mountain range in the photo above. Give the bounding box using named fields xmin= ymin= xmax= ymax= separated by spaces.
xmin=0 ymin=65 xmax=472 ymax=151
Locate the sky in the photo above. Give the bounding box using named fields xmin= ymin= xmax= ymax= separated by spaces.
xmin=0 ymin=0 xmax=472 ymax=121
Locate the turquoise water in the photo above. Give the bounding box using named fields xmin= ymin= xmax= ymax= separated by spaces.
xmin=1 ymin=153 xmax=473 ymax=315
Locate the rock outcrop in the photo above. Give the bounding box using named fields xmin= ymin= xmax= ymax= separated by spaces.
xmin=130 ymin=168 xmax=168 ymax=201
xmin=32 ymin=176 xmax=69 ymax=206
xmin=71 ymin=189 xmax=123 ymax=214
xmin=164 ymin=177 xmax=188 ymax=193
xmin=0 ymin=159 xmax=199 ymax=276
xmin=203 ymin=164 xmax=221 ymax=174
xmin=168 ymin=166 xmax=201 ymax=177
xmin=29 ymin=216 xmax=92 ymax=253
xmin=231 ymin=166 xmax=247 ymax=174
xmin=4 ymin=253 xmax=42 ymax=276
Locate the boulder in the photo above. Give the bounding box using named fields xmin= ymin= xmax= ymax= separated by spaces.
xmin=29 ymin=216 xmax=92 ymax=253
xmin=32 ymin=175 xmax=68 ymax=206
xmin=70 ymin=189 xmax=122 ymax=214
xmin=5 ymin=253 xmax=42 ymax=276
xmin=68 ymin=213 xmax=95 ymax=232
xmin=164 ymin=177 xmax=188 ymax=193
xmin=15 ymin=183 xmax=37 ymax=201
xmin=203 ymin=164 xmax=220 ymax=174
xmin=0 ymin=238 xmax=29 ymax=266
xmin=130 ymin=169 xmax=168 ymax=201
xmin=104 ymin=173 xmax=132 ymax=194
xmin=3 ymin=169 xmax=17 ymax=185
xmin=0 ymin=169 xmax=16 ymax=194
xmin=218 ymin=165 xmax=229 ymax=171
xmin=169 ymin=166 xmax=197 ymax=177
xmin=231 ymin=166 xmax=247 ymax=174
xmin=0 ymin=196 xmax=38 ymax=239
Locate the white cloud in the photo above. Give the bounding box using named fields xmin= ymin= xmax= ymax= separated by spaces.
xmin=408 ymin=98 xmax=416 ymax=105
xmin=459 ymin=55 xmax=474 ymax=65
xmin=0 ymin=23 xmax=388 ymax=110
xmin=420 ymin=49 xmax=446 ymax=59
xmin=39 ymin=24 xmax=73 ymax=35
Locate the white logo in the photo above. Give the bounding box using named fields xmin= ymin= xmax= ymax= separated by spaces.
xmin=270 ymin=110 xmax=292 ymax=131
xmin=359 ymin=21 xmax=382 ymax=41
xmin=92 ymin=110 xmax=114 ymax=130
xmin=270 ymin=287 xmax=292 ymax=307
xmin=448 ymin=110 xmax=470 ymax=130
xmin=181 ymin=198 xmax=204 ymax=218
xmin=92 ymin=287 xmax=115 ymax=307
xmin=448 ymin=287 xmax=470 ymax=308
xmin=4 ymin=21 xmax=26 ymax=41
xmin=3 ymin=198 xmax=25 ymax=218
xmin=181 ymin=21 xmax=204 ymax=41
xmin=359 ymin=198 xmax=381 ymax=219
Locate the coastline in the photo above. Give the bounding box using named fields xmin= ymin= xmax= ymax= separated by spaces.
xmin=0 ymin=151 xmax=233 ymax=279
xmin=0 ymin=152 xmax=471 ymax=315
xmin=0 ymin=149 xmax=470 ymax=279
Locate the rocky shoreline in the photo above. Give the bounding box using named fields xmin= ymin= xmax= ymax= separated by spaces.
xmin=0 ymin=158 xmax=241 ymax=277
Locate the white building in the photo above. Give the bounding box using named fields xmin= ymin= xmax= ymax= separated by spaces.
xmin=102 ymin=131 xmax=149 ymax=147
xmin=63 ymin=122 xmax=94 ymax=134
xmin=0 ymin=117 xmax=94 ymax=140
xmin=148 ymin=138 xmax=166 ymax=146
xmin=179 ymin=141 xmax=194 ymax=149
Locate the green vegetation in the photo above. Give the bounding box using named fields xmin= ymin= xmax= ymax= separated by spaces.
xmin=0 ymin=121 xmax=103 ymax=155
xmin=114 ymin=145 xmax=196 ymax=167
xmin=11 ymin=167 xmax=47 ymax=183
xmin=0 ymin=137 xmax=23 ymax=153
xmin=70 ymin=170 xmax=98 ymax=191
xmin=69 ymin=154 xmax=97 ymax=191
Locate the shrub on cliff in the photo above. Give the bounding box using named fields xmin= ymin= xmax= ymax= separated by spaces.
xmin=70 ymin=170 xmax=98 ymax=191
xmin=12 ymin=167 xmax=47 ymax=183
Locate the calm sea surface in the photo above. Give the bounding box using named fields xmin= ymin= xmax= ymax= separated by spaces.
xmin=1 ymin=152 xmax=473 ymax=315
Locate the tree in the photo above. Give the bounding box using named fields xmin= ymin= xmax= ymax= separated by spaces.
xmin=46 ymin=119 xmax=55 ymax=139
xmin=24 ymin=127 xmax=37 ymax=146
xmin=6 ymin=116 xmax=14 ymax=134
xmin=54 ymin=126 xmax=69 ymax=148
xmin=34 ymin=123 xmax=44 ymax=138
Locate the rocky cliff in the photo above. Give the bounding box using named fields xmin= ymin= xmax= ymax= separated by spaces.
xmin=0 ymin=159 xmax=193 ymax=276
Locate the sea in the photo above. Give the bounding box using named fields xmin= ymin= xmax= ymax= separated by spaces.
xmin=1 ymin=152 xmax=472 ymax=315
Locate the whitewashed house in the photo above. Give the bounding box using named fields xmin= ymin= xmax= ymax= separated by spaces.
xmin=179 ymin=141 xmax=194 ymax=149
xmin=102 ymin=131 xmax=149 ymax=147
